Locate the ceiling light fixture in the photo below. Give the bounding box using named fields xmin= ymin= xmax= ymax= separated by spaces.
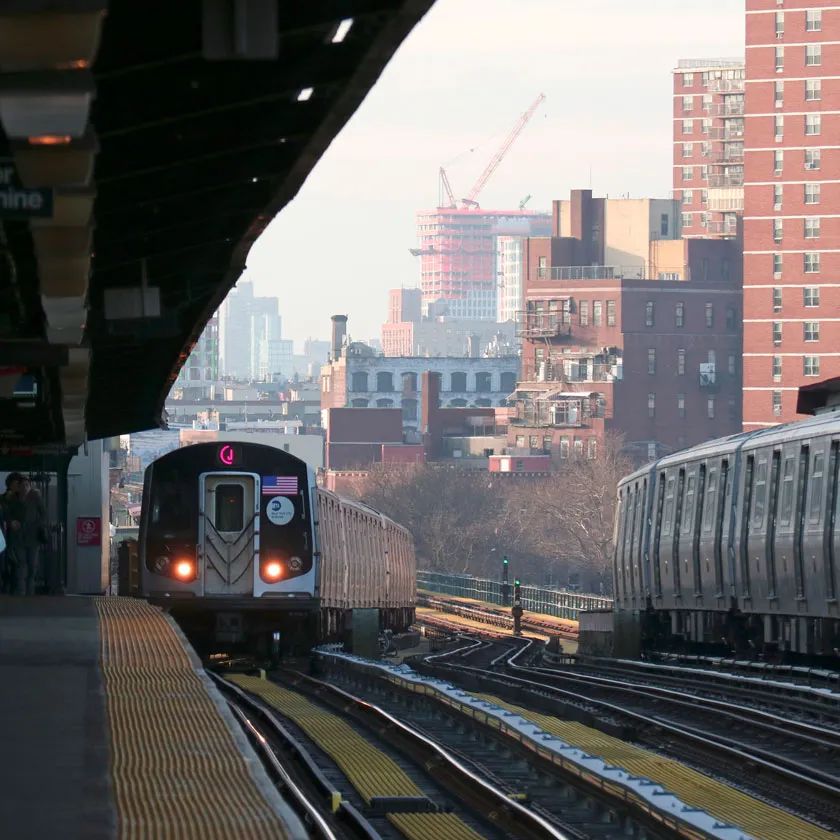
xmin=331 ymin=19 xmax=354 ymax=43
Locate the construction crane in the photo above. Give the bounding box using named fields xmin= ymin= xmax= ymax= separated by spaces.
xmin=436 ymin=93 xmax=546 ymax=210
xmin=519 ymin=194 xmax=532 ymax=210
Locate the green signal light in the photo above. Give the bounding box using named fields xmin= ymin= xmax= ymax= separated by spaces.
xmin=503 ymin=557 xmax=509 ymax=565
xmin=514 ymin=579 xmax=521 ymax=586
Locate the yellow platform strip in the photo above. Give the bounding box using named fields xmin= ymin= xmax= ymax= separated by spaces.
xmin=231 ymin=676 xmax=489 ymax=840
xmin=230 ymin=675 xmax=422 ymax=802
xmin=476 ymin=694 xmax=835 ymax=840
xmin=387 ymin=813 xmax=486 ymax=840
xmin=94 ymin=598 xmax=293 ymax=840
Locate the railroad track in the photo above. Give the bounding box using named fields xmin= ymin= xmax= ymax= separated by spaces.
xmin=212 ymin=668 xmax=571 ymax=840
xmin=413 ymin=635 xmax=840 ymax=833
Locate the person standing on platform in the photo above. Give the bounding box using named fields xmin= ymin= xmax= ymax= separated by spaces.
xmin=2 ymin=472 xmax=26 ymax=595
xmin=20 ymin=477 xmax=47 ymax=595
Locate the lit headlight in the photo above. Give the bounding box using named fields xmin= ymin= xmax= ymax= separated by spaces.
xmin=265 ymin=562 xmax=283 ymax=580
xmin=174 ymin=560 xmax=194 ymax=580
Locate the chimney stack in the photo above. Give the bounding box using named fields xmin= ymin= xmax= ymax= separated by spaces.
xmin=331 ymin=315 xmax=348 ymax=361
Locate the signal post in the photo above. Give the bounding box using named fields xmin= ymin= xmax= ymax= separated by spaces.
xmin=512 ymin=578 xmax=523 ymax=636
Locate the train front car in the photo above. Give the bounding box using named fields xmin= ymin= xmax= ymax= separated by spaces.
xmin=139 ymin=441 xmax=318 ymax=654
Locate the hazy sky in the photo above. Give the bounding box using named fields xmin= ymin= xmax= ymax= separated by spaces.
xmin=245 ymin=0 xmax=745 ymax=348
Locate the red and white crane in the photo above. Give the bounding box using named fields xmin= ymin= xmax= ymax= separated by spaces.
xmin=438 ymin=93 xmax=546 ymax=210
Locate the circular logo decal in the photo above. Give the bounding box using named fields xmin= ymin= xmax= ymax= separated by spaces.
xmin=289 ymin=556 xmax=302 ymax=571
xmin=265 ymin=496 xmax=295 ymax=526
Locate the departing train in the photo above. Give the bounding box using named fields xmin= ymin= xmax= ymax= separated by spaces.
xmin=138 ymin=441 xmax=416 ymax=653
xmin=614 ymin=410 xmax=840 ymax=660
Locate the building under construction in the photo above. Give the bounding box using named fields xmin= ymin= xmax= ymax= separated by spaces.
xmin=413 ymin=95 xmax=552 ymax=320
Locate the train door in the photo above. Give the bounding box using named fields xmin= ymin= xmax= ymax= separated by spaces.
xmin=200 ymin=474 xmax=258 ymax=596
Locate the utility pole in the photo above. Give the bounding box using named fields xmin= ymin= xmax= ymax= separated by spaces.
xmin=512 ymin=578 xmax=523 ymax=636
xmin=502 ymin=555 xmax=510 ymax=606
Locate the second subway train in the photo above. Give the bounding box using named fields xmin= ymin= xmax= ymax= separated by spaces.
xmin=615 ymin=410 xmax=840 ymax=659
xmin=138 ymin=441 xmax=415 ymax=652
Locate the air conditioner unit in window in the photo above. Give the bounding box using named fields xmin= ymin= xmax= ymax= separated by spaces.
xmin=774 ymin=169 xmax=783 ymax=175
xmin=774 ymin=203 xmax=782 ymax=211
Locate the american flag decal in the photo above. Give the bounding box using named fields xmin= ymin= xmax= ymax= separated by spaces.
xmin=262 ymin=476 xmax=299 ymax=496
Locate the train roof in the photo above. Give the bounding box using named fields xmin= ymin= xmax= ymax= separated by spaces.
xmin=316 ymin=485 xmax=413 ymax=539
xmin=619 ymin=410 xmax=840 ymax=487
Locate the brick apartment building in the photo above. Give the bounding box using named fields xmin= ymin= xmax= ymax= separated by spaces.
xmin=743 ymin=0 xmax=840 ymax=427
xmin=511 ymin=190 xmax=743 ymax=462
xmin=673 ymin=58 xmax=746 ymax=239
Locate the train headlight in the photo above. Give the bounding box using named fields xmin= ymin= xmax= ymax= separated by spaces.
xmin=265 ymin=561 xmax=283 ymax=581
xmin=174 ymin=560 xmax=194 ymax=580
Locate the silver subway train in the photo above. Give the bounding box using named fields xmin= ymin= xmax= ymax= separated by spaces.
xmin=138 ymin=441 xmax=415 ymax=653
xmin=615 ymin=411 xmax=840 ymax=659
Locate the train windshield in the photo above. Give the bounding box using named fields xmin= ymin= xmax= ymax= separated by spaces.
xmin=149 ymin=468 xmax=196 ymax=538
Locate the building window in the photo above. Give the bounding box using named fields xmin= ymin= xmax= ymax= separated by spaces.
xmin=579 ymin=300 xmax=589 ymax=325
xmin=515 ymin=434 xmax=525 ymax=448
xmin=681 ymin=212 xmax=692 ymax=228
xmin=574 ymin=439 xmax=584 ymax=458
xmin=775 ymin=80 xmax=784 ymax=107
xmin=775 ymin=11 xmax=784 ymax=37
xmin=683 ymin=189 xmax=693 ymax=206
xmin=806 ymin=79 xmax=821 ymax=101
xmin=728 ymin=354 xmax=736 ymax=376
xmin=682 ymin=142 xmax=693 ymax=158
xmin=645 ymin=301 xmax=654 ymax=327
xmin=805 ymin=149 xmax=821 ymax=171
xmin=804 ymin=356 xmax=820 ymax=377
xmin=675 ymin=301 xmax=684 ymax=328
xmin=804 ymin=287 xmax=820 ymax=307
xmin=593 ymin=301 xmax=602 ymax=326
xmin=773 ymin=219 xmax=783 ymax=242
xmin=772 ymin=356 xmax=782 ymax=381
xmin=559 ymin=437 xmax=570 ymax=458
xmin=805 ymin=183 xmax=821 ymax=204
xmin=682 ymin=166 xmax=693 ymax=181
xmin=682 ymin=95 xmax=693 ymax=112
xmin=805 ymin=114 xmax=821 ymax=135
xmin=701 ymin=188 xmax=709 ymax=205
xmin=648 ymin=348 xmax=656 ymax=375
xmin=475 ymin=372 xmax=492 ymax=392
xmin=772 ymin=391 xmax=782 ymax=417
xmin=726 ymin=307 xmax=736 ymax=329
xmin=806 ymin=9 xmax=822 ymax=31
xmin=774 ymin=184 xmax=783 ymax=208
xmin=606 ymin=300 xmax=616 ymax=326
xmin=682 ymin=118 xmax=694 ymax=134
xmin=538 ymin=256 xmax=547 ymax=279
xmin=705 ymin=303 xmax=714 ymax=328
xmin=351 ymin=371 xmax=369 ymax=392
xmin=683 ymin=71 xmax=694 ymax=87
xmin=678 ymin=349 xmax=686 ymax=375
xmin=773 ymin=287 xmax=782 ymax=312
xmin=543 ymin=436 xmax=552 ymax=453
xmin=450 ymin=371 xmax=467 ymax=391
xmin=376 ymin=371 xmax=394 ymax=392
xmin=587 ymin=438 xmax=597 ymax=460
xmin=701 ymin=164 xmax=709 ymax=180
xmin=806 ymin=44 xmax=822 ymax=66
xmin=804 ymin=321 xmax=820 ymax=342
xmin=678 ymin=394 xmax=685 ymax=418
xmin=774 ymin=149 xmax=784 ymax=173
xmin=775 ymin=46 xmax=784 ymax=71
xmin=805 ymin=217 xmax=820 ymax=239
xmin=773 ymin=254 xmax=783 ymax=277
xmin=804 ymin=252 xmax=820 ymax=273
xmin=648 ymin=393 xmax=655 ymax=418
xmin=773 ymin=322 xmax=782 ymax=346
xmin=728 ymin=399 xmax=737 ymax=421
xmin=775 ymin=115 xmax=784 ymax=140
xmin=707 ymin=398 xmax=715 ymax=419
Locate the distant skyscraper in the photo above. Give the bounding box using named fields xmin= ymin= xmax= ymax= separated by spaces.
xmin=175 ymin=314 xmax=219 ymax=399
xmin=496 ymin=236 xmax=524 ymax=325
xmin=219 ymin=281 xmax=279 ymax=378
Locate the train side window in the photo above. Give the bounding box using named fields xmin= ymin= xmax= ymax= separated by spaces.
xmin=683 ymin=473 xmax=696 ymax=532
xmin=714 ymin=460 xmax=729 ymax=595
xmin=636 ymin=478 xmax=647 ymax=573
xmin=827 ymin=441 xmax=840 ymax=601
xmin=662 ymin=476 xmax=676 ymax=538
xmin=780 ymin=457 xmax=795 ymax=525
xmin=740 ymin=455 xmax=755 ymax=597
xmin=215 ymin=484 xmax=244 ymax=532
xmin=653 ymin=473 xmax=666 ymax=596
xmin=752 ymin=458 xmax=768 ymax=527
xmin=702 ymin=467 xmax=717 ymax=531
xmin=794 ymin=445 xmax=810 ymax=598
xmin=810 ymin=451 xmax=825 ymax=523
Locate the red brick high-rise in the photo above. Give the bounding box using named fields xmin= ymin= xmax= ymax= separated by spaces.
xmin=672 ymin=59 xmax=745 ymax=239
xmin=744 ymin=1 xmax=840 ymax=428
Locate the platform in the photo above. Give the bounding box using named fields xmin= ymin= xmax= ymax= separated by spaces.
xmin=0 ymin=596 xmax=304 ymax=840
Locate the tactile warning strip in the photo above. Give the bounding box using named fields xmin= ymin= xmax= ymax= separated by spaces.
xmin=231 ymin=676 xmax=489 ymax=840
xmin=94 ymin=598 xmax=293 ymax=840
xmin=477 ymin=694 xmax=835 ymax=840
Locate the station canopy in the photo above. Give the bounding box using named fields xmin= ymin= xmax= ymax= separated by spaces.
xmin=0 ymin=0 xmax=433 ymax=450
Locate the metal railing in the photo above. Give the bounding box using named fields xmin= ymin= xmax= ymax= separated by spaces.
xmin=677 ymin=58 xmax=744 ymax=70
xmin=417 ymin=570 xmax=613 ymax=620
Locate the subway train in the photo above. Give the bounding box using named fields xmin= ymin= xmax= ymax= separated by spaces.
xmin=138 ymin=441 xmax=415 ymax=653
xmin=614 ymin=410 xmax=840 ymax=660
